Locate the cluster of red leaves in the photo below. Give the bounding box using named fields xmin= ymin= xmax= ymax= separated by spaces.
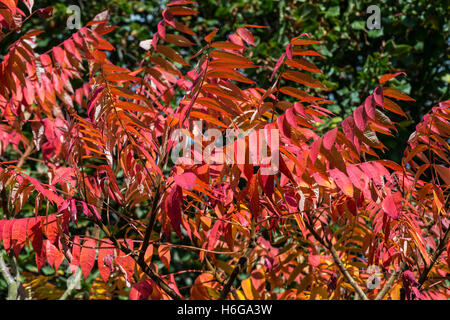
xmin=0 ymin=0 xmax=448 ymax=300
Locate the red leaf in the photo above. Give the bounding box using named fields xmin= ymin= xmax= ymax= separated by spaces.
xmin=2 ymin=220 xmax=15 ymax=253
xmin=373 ymin=87 xmax=384 ymax=107
xmin=281 ymin=70 xmax=326 ymax=89
xmin=384 ymin=98 xmax=407 ymax=118
xmin=346 ymin=198 xmax=357 ymax=216
xmin=41 ymin=215 xmax=59 ymax=245
xmin=383 ymin=87 xmax=415 ymax=101
xmin=37 ymin=6 xmax=53 ymax=18
xmin=165 ymin=33 xmax=194 ymax=47
xmin=243 ymin=24 xmax=269 ymax=29
xmin=260 ymin=174 xmax=274 ymax=198
xmin=270 ymin=53 xmax=285 ymax=81
xmin=346 ymin=165 xmax=365 ymax=190
xmin=379 ymin=72 xmax=406 ymax=84
xmin=207 ymin=221 xmax=223 ymax=251
xmin=130 ymin=280 xmax=153 ymax=300
xmin=52 ymin=46 xmax=66 ymax=66
xmin=435 ymin=165 xmax=450 ymax=185
xmin=249 ymin=173 xmax=260 ymax=218
xmin=69 ymin=236 xmax=81 ymax=274
xmin=342 ymin=116 xmax=355 ymax=143
xmin=0 ymin=0 xmax=17 ymax=14
xmin=285 ymin=108 xmax=297 ymax=128
xmin=44 ymin=240 xmax=64 ymax=270
xmin=158 ymin=244 xmax=171 ymax=270
xmin=447 ymin=241 xmax=450 ymax=269
xmin=291 ymin=33 xmax=311 ymax=42
xmin=165 ymin=185 xmax=183 ymax=239
xmin=44 ymin=240 xmax=56 ymax=267
xmin=364 ymin=95 xmax=376 ymax=119
xmin=329 ymin=169 xmax=353 ymax=197
xmin=162 ymin=9 xmax=175 ymax=27
xmin=174 ymin=172 xmax=198 ymax=190
xmin=25 ymin=175 xmax=64 ymax=205
xmin=157 ymin=20 xmax=166 ymax=39
xmin=0 ymin=220 xmax=5 ymax=244
xmin=11 ymin=218 xmax=27 ymax=256
xmin=285 ymin=44 xmax=293 ymax=60
xmin=353 ymin=106 xmax=367 ymax=131
xmin=204 ymin=28 xmax=218 ymax=43
xmin=309 ymin=137 xmax=322 ymax=164
xmin=323 ymin=128 xmax=337 ymax=150
xmin=53 ymin=246 xmax=65 ymax=270
xmin=115 ymin=240 xmax=135 ymax=284
xmin=236 ymin=27 xmax=255 ymax=46
xmin=27 ymin=218 xmax=45 ymax=271
xmin=80 ymin=238 xmax=97 ymax=279
xmin=308 ymin=254 xmax=321 ymax=267
xmin=98 ymin=239 xmax=114 ymax=282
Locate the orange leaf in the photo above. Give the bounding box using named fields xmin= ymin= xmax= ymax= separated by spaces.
xmin=117 ymin=101 xmax=149 ymax=113
xmin=105 ymin=73 xmax=140 ymax=82
xmin=167 ymin=6 xmax=198 ymax=15
xmin=382 ymin=87 xmax=415 ymax=101
xmin=243 ymin=24 xmax=269 ymax=28
xmin=379 ymin=72 xmax=406 ymax=84
xmin=69 ymin=236 xmax=81 ymax=274
xmin=210 ymin=50 xmax=251 ymax=64
xmin=285 ymin=57 xmax=322 ymax=73
xmin=279 ymin=86 xmax=311 ymax=100
xmin=384 ymin=98 xmax=407 ymax=118
xmin=293 ymin=48 xmax=324 ymax=58
xmin=202 ymin=84 xmax=245 ymax=101
xmin=190 ymin=111 xmax=228 ymax=128
xmin=110 ymin=86 xmax=146 ymax=101
xmin=173 ymin=20 xmax=195 ymax=35
xmin=236 ymin=27 xmax=255 ymax=46
xmin=204 ymin=28 xmax=218 ymax=43
xmin=98 ymin=240 xmax=114 ymax=282
xmin=209 ymin=60 xmax=256 ymax=69
xmin=382 ymin=193 xmax=402 ymax=219
xmin=207 ymin=69 xmax=255 ymax=84
xmin=329 ymin=169 xmax=353 ymax=197
xmin=0 ymin=0 xmax=17 ymax=14
xmin=156 ymin=44 xmax=189 ymax=66
xmin=165 ymin=33 xmax=195 ymax=47
xmin=211 ymin=41 xmax=246 ymax=50
xmin=434 ymin=165 xmax=450 ymax=185
xmin=281 ymin=70 xmax=326 ymax=89
xmin=158 ymin=245 xmax=171 ymax=270
xmin=11 ymin=218 xmax=27 ymax=256
xmin=291 ymin=39 xmax=321 ymax=46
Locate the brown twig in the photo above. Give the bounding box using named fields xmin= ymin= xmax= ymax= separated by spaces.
xmin=218 ymin=237 xmax=256 ymax=300
xmin=96 ymin=219 xmax=183 ymax=300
